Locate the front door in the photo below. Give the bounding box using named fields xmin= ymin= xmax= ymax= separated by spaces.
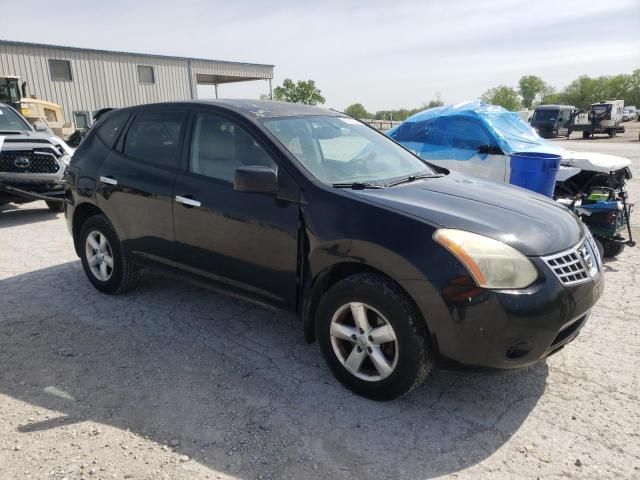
xmin=172 ymin=110 xmax=300 ymax=307
xmin=96 ymin=109 xmax=186 ymax=262
xmin=424 ymin=116 xmax=507 ymax=182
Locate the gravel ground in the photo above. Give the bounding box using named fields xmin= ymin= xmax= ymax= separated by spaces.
xmin=1 ymin=134 xmax=639 ymax=480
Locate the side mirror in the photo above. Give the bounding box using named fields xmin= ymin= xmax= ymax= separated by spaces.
xmin=33 ymin=120 xmax=49 ymax=132
xmin=477 ymin=144 xmax=503 ymax=155
xmin=234 ymin=166 xmax=278 ymax=194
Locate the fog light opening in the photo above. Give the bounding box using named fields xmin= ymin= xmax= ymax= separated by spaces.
xmin=505 ymin=341 xmax=533 ymax=360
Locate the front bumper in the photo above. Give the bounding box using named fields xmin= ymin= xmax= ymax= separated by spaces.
xmin=533 ymin=126 xmax=556 ymax=138
xmin=0 ymin=179 xmax=66 ymax=203
xmin=433 ymin=258 xmax=604 ymax=370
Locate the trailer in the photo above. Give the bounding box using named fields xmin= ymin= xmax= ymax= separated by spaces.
xmin=569 ymin=100 xmax=624 ymax=139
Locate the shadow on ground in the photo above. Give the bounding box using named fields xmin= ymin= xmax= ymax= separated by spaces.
xmin=0 ymin=261 xmax=548 ymax=479
xmin=0 ymin=203 xmax=61 ymax=227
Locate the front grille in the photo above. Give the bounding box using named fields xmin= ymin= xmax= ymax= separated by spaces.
xmin=0 ymin=151 xmax=60 ymax=174
xmin=542 ymin=237 xmax=599 ymax=286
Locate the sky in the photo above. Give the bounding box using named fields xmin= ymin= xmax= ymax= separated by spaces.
xmin=1 ymin=0 xmax=639 ymax=111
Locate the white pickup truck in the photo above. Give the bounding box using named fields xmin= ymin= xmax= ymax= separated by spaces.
xmin=0 ymin=103 xmax=73 ymax=211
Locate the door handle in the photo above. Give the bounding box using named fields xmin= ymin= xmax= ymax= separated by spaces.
xmin=99 ymin=175 xmax=118 ymax=186
xmin=175 ymin=195 xmax=201 ymax=208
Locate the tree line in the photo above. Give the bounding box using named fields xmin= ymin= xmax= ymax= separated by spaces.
xmin=268 ymin=71 xmax=640 ymax=119
xmin=343 ymin=99 xmax=445 ymax=121
xmin=481 ymin=70 xmax=640 ymax=111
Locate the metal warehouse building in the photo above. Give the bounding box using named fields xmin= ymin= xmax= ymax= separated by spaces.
xmin=0 ymin=39 xmax=274 ymax=127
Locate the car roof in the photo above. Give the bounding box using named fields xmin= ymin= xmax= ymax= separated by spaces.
xmin=116 ymin=99 xmax=343 ymax=120
xmin=535 ymin=105 xmax=574 ymax=109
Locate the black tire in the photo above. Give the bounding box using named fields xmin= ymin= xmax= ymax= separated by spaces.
xmin=46 ymin=200 xmax=65 ymax=212
xmin=79 ymin=215 xmax=139 ymax=294
xmin=602 ymin=240 xmax=625 ymax=258
xmin=608 ymin=129 xmax=615 ymax=138
xmin=315 ymin=273 xmax=433 ymax=401
xmin=582 ymin=131 xmax=591 ymax=139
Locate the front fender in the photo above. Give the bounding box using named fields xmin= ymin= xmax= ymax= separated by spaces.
xmin=305 ymin=238 xmax=454 ymax=356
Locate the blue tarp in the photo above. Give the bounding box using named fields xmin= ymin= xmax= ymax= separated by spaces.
xmin=387 ymin=101 xmax=564 ymax=159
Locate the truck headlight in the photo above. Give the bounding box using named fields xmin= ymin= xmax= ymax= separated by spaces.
xmin=434 ymin=229 xmax=538 ymax=289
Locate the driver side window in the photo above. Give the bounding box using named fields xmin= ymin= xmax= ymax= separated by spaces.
xmin=446 ymin=118 xmax=492 ymax=150
xmin=189 ymin=112 xmax=276 ymax=182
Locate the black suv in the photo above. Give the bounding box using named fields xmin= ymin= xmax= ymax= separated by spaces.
xmin=65 ymin=100 xmax=603 ymax=400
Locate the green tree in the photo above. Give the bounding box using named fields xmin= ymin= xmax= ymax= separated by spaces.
xmin=344 ymin=103 xmax=370 ymax=119
xmin=273 ymin=78 xmax=325 ymax=105
xmin=425 ymin=97 xmax=444 ymax=109
xmin=480 ymin=86 xmax=521 ymax=111
xmin=628 ymin=69 xmax=640 ymax=107
xmin=518 ymin=75 xmax=547 ymax=109
xmin=372 ymin=98 xmax=444 ymax=121
xmin=539 ymin=83 xmax=556 ymax=104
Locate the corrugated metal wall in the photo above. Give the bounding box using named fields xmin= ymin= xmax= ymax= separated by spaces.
xmin=0 ymin=42 xmax=273 ymax=124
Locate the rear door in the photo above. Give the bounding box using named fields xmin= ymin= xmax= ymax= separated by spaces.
xmin=172 ymin=109 xmax=300 ymax=307
xmin=96 ymin=109 xmax=187 ymax=262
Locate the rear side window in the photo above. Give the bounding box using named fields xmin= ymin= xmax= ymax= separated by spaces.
xmin=123 ymin=111 xmax=185 ymax=168
xmin=95 ymin=111 xmax=129 ymax=148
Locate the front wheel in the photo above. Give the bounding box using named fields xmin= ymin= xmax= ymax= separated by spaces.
xmin=316 ymin=273 xmax=433 ymax=401
xmin=582 ymin=131 xmax=591 ymax=139
xmin=79 ymin=215 xmax=139 ymax=294
xmin=602 ymin=240 xmax=625 ymax=258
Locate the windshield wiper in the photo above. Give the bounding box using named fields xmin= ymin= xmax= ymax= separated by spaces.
xmin=332 ymin=182 xmax=385 ymax=190
xmin=386 ymin=173 xmax=442 ymax=187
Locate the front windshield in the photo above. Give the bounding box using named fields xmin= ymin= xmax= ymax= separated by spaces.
xmin=262 ymin=115 xmax=433 ymax=185
xmin=0 ymin=105 xmax=31 ymax=132
xmin=532 ymin=109 xmax=558 ymax=122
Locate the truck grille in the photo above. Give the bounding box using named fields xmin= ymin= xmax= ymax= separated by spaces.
xmin=0 ymin=151 xmax=61 ymax=174
xmin=542 ymin=236 xmax=599 ymax=286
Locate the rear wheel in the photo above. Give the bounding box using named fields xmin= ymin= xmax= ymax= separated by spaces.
xmin=582 ymin=131 xmax=591 ymax=139
xmin=316 ymin=273 xmax=432 ymax=401
xmin=79 ymin=215 xmax=139 ymax=294
xmin=46 ymin=200 xmax=65 ymax=212
xmin=608 ymin=129 xmax=616 ymax=138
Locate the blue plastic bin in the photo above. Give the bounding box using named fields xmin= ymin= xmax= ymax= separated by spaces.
xmin=509 ymin=152 xmax=562 ymax=197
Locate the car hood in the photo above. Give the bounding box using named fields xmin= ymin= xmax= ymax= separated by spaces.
xmin=0 ymin=130 xmax=52 ymax=141
xmin=348 ymin=172 xmax=585 ymax=256
xmin=560 ymin=150 xmax=631 ymax=174
xmin=0 ymin=130 xmax=74 ymax=155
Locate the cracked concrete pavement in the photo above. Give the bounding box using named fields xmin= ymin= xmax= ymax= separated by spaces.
xmin=0 ymin=135 xmax=639 ymax=479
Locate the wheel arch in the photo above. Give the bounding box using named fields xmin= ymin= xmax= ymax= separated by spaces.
xmin=301 ymin=260 xmax=436 ymax=356
xmin=72 ymin=202 xmax=105 ymax=256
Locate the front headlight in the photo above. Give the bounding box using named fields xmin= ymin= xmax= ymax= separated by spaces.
xmin=433 ymin=229 xmax=538 ymax=289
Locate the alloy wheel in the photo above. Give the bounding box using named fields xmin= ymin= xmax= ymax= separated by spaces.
xmin=85 ymin=230 xmax=114 ymax=281
xmin=329 ymin=302 xmax=399 ymax=382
